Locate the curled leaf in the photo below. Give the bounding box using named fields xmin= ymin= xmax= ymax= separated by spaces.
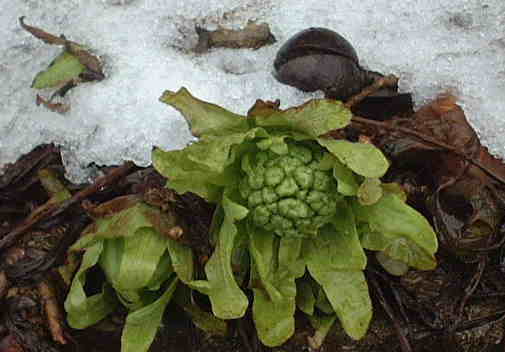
xmin=121 ymin=277 xmax=178 ymax=352
xmin=160 ymin=88 xmax=248 ymax=137
xmin=332 ymin=156 xmax=359 ymax=196
xmin=376 ymin=251 xmax=409 ymax=276
xmin=190 ymin=194 xmax=249 ymax=319
xmin=64 ymin=242 xmax=117 ymax=328
xmin=21 ymin=17 xmax=104 ymax=93
xmin=354 ymin=194 xmax=438 ymax=270
xmin=20 ymin=16 xmax=66 ymax=45
xmin=249 ymin=232 xmax=304 ymax=346
xmin=318 ymin=139 xmax=389 ymax=178
xmin=251 ymin=98 xmax=352 ymax=138
xmin=357 ymin=178 xmax=383 ymax=205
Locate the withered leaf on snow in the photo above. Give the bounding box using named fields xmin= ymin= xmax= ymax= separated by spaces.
xmin=194 ymin=21 xmax=276 ymax=53
xmin=20 ymin=17 xmax=104 ymax=94
xmin=36 ymin=94 xmax=70 ymax=114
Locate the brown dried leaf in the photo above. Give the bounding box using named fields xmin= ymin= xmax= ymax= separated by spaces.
xmin=194 ymin=21 xmax=276 ymax=53
xmin=36 ymin=95 xmax=70 ymax=114
xmin=20 ymin=17 xmax=104 ymax=81
xmin=413 ymin=95 xmax=478 ymax=153
xmin=65 ymin=41 xmax=104 ymax=78
xmin=19 ymin=16 xmax=66 ymax=46
xmin=352 ymin=94 xmax=505 ymax=261
xmin=247 ymin=99 xmax=281 ymax=118
xmin=0 ymin=144 xmax=60 ymax=190
xmin=379 ymin=94 xmax=505 ymax=189
xmin=377 ymin=95 xmax=505 ymax=258
xmin=83 ymin=194 xmax=142 ymax=219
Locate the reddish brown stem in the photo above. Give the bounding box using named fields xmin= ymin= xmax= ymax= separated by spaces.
xmin=344 ymin=74 xmax=399 ymax=109
xmin=38 ymin=280 xmax=67 ymax=345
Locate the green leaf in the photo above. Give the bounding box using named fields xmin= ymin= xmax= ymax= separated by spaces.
xmin=174 ymin=286 xmax=228 ymax=336
xmin=72 ymin=202 xmax=179 ymax=250
xmin=305 ymin=204 xmax=371 ymax=340
xmin=32 ymin=51 xmax=86 ymax=89
xmin=165 ymin=235 xmax=194 ymax=284
xmin=230 ymin=221 xmax=250 ymax=285
xmin=64 ymin=242 xmax=118 ymax=328
xmin=249 ymin=231 xmax=305 ymax=347
xmin=353 ymin=194 xmax=438 ymax=270
xmin=115 ymin=228 xmax=169 ymax=291
xmin=256 ymin=134 xmax=289 ymax=155
xmin=160 ymin=88 xmax=249 ymax=137
xmin=99 ymin=237 xmax=124 ymax=286
xmin=306 ymin=203 xmax=367 ymax=271
xmin=375 ymin=251 xmax=409 ymax=276
xmin=381 ymin=182 xmax=407 ymax=202
xmin=146 ymin=252 xmax=174 ymax=290
xmin=318 ymin=139 xmax=389 ymax=178
xmin=152 ymin=128 xmax=264 ymax=202
xmin=314 ymin=286 xmax=334 ymax=315
xmin=251 ymin=99 xmax=351 ymax=138
xmin=121 ymin=277 xmax=178 ymax=352
xmin=307 ymin=314 xmax=337 ymax=349
xmin=357 ymin=178 xmax=383 ymax=205
xmin=332 ymin=157 xmax=359 ymax=196
xmin=94 ymin=227 xmax=172 ymax=311
xmin=296 ymin=279 xmax=316 ymax=315
xmin=67 ymin=197 xmax=186 ymax=312
xmin=307 ymin=269 xmax=371 ymax=340
xmin=179 ymin=300 xmax=228 ymax=336
xmin=190 ymin=194 xmax=249 ymax=319
xmin=252 ymin=288 xmax=295 ymax=347
xmin=153 ymin=146 xmax=225 ymax=202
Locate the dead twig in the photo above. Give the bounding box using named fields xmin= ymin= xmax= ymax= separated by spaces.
xmin=0 ymin=271 xmax=9 ymax=299
xmin=38 ymin=279 xmax=66 ymax=345
xmin=344 ymin=74 xmax=399 ymax=109
xmin=369 ymin=272 xmax=413 ymax=352
xmin=455 ymin=257 xmax=487 ymax=327
xmin=0 ymin=161 xmax=135 ymax=250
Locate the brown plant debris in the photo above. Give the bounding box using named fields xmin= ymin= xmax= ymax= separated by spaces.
xmin=20 ymin=17 xmax=104 ymax=78
xmin=38 ymin=280 xmax=66 ymax=345
xmin=194 ymin=21 xmax=276 ymax=53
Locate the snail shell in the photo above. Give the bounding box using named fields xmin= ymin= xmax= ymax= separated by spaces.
xmin=273 ymin=27 xmax=381 ymax=101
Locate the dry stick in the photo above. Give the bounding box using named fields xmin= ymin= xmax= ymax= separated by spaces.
xmin=0 ymin=271 xmax=9 ymax=299
xmin=38 ymin=280 xmax=66 ymax=345
xmin=0 ymin=161 xmax=135 ymax=249
xmin=344 ymin=74 xmax=399 ymax=109
xmin=0 ymin=145 xmax=57 ymax=189
xmin=369 ymin=274 xmax=412 ymax=352
xmin=52 ymin=161 xmax=135 ymax=217
xmin=349 ymin=116 xmax=505 ymax=186
xmin=456 ymin=257 xmax=487 ymax=327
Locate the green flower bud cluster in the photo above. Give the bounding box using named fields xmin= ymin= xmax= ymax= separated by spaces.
xmin=239 ymin=141 xmax=340 ymax=238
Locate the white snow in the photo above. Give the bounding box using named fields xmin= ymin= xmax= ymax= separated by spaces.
xmin=1 ymin=0 xmax=504 ymax=182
